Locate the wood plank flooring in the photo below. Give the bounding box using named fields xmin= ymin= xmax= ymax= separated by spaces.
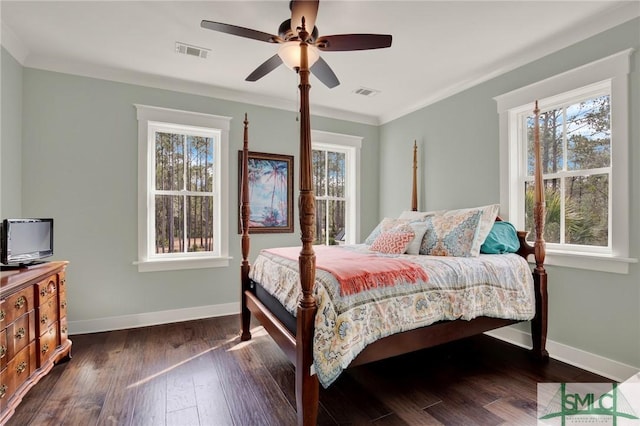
xmin=6 ymin=315 xmax=610 ymax=425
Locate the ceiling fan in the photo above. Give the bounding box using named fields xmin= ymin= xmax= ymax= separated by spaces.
xmin=201 ymin=0 xmax=392 ymax=88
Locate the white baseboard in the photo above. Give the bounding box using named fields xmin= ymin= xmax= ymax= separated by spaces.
xmin=485 ymin=326 xmax=639 ymax=383
xmin=68 ymin=302 xmax=240 ymax=335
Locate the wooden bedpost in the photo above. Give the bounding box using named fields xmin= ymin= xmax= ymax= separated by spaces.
xmin=411 ymin=140 xmax=418 ymax=211
xmin=531 ymin=101 xmax=549 ymax=360
xmin=240 ymin=113 xmax=252 ymax=341
xmin=296 ymin=24 xmax=320 ymax=426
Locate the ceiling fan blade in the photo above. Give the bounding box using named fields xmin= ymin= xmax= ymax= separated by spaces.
xmin=316 ymin=34 xmax=392 ymax=51
xmin=201 ymin=20 xmax=281 ymax=43
xmin=246 ymin=54 xmax=284 ymax=82
xmin=310 ymin=57 xmax=340 ymax=89
xmin=290 ymin=0 xmax=319 ymax=36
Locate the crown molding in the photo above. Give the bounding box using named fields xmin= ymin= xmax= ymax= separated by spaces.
xmin=0 ymin=18 xmax=378 ymax=126
xmin=1 ymin=21 xmax=29 ymax=63
xmin=379 ymin=2 xmax=640 ymax=124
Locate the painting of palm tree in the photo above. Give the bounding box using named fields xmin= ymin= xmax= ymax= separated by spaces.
xmin=238 ymin=151 xmax=294 ymax=233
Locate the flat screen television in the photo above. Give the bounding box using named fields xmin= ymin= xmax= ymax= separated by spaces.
xmin=1 ymin=218 xmax=54 ymax=267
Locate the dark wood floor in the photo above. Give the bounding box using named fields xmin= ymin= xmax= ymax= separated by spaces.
xmin=7 ymin=315 xmax=609 ymax=426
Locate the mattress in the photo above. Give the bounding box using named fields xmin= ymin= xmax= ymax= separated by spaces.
xmin=249 ymin=244 xmax=535 ymax=387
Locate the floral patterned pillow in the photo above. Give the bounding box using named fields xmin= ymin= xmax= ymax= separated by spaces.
xmin=419 ymin=210 xmax=483 ymax=257
xmin=419 ymin=204 xmax=499 ymax=257
xmin=370 ymin=225 xmax=415 ymax=254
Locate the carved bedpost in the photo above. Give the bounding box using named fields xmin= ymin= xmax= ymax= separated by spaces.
xmin=531 ymin=101 xmax=549 ymax=360
xmin=411 ymin=140 xmax=418 ymax=211
xmin=240 ymin=113 xmax=252 ymax=341
xmin=295 ymin=26 xmax=320 ymax=426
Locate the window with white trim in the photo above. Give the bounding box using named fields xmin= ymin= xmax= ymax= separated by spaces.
xmin=495 ymin=50 xmax=636 ymax=274
xmin=311 ymin=130 xmax=362 ymax=245
xmin=135 ymin=105 xmax=231 ymax=272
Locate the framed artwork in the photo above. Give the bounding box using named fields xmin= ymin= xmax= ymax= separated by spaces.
xmin=238 ymin=151 xmax=294 ymax=233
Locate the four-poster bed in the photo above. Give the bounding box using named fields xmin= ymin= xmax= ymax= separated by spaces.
xmin=237 ymin=25 xmax=548 ymax=426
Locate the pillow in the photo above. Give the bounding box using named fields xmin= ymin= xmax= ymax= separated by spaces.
xmin=364 ymin=217 xmax=411 ymax=245
xmin=419 ymin=210 xmax=483 ymax=257
xmin=397 ymin=210 xmax=439 ymax=221
xmin=370 ymin=227 xmax=415 ymax=254
xmin=405 ymin=221 xmax=429 ymax=255
xmin=480 ymin=221 xmax=520 ymax=254
xmin=471 ymin=204 xmax=501 ymax=255
xmin=418 ymin=204 xmax=499 ymax=257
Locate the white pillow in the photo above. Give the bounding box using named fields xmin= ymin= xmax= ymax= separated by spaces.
xmin=471 ymin=204 xmax=500 ymax=254
xmin=405 ymin=221 xmax=429 ymax=255
xmin=398 ymin=210 xmax=439 ymax=221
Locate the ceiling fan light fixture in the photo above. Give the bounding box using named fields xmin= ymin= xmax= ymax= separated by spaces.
xmin=278 ymin=41 xmax=319 ymax=70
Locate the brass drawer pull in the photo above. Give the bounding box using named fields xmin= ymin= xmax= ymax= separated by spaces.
xmin=41 ymin=314 xmax=49 ymax=324
xmin=0 ymin=310 xmax=5 ymax=321
xmin=15 ymin=327 xmax=26 ymax=340
xmin=0 ymin=345 xmax=6 ymax=358
xmin=0 ymin=384 xmax=7 ymax=399
xmin=62 ymin=326 xmax=68 ymax=334
xmin=41 ymin=343 xmax=49 ymax=355
xmin=14 ymin=296 xmax=26 ymax=309
xmin=16 ymin=361 xmax=27 ymax=374
xmin=40 ymin=282 xmax=56 ymax=297
xmin=61 ymin=301 xmax=67 ymax=309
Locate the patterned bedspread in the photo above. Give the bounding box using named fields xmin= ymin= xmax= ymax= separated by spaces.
xmin=249 ymin=244 xmax=535 ymax=387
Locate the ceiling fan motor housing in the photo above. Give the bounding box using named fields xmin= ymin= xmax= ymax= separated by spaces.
xmin=278 ymin=18 xmax=318 ymax=42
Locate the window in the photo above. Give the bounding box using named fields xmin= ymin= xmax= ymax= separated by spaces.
xmin=311 ymin=130 xmax=362 ymax=245
xmin=135 ymin=105 xmax=231 ymax=272
xmin=495 ymin=49 xmax=635 ymax=273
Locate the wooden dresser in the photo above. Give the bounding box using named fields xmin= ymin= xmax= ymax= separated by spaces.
xmin=0 ymin=261 xmax=71 ymax=423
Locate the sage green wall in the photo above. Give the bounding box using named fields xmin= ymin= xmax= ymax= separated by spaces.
xmin=1 ymin=47 xmax=23 ymax=218
xmin=379 ymin=19 xmax=640 ymax=369
xmin=18 ymin=68 xmax=379 ymax=327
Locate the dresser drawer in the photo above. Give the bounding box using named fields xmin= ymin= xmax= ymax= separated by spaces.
xmin=39 ymin=322 xmax=58 ymax=365
xmin=60 ymin=316 xmax=69 ymax=345
xmin=38 ymin=296 xmax=58 ymax=332
xmin=6 ymin=312 xmax=35 ymax=362
xmin=36 ymin=275 xmax=58 ymax=305
xmin=0 ymin=342 xmax=35 ymax=409
xmin=0 ymin=330 xmax=6 ymax=370
xmin=2 ymin=287 xmax=35 ymax=326
xmin=0 ymin=366 xmax=8 ymax=413
xmin=57 ymin=272 xmax=67 ymax=297
xmin=57 ymin=272 xmax=67 ymax=320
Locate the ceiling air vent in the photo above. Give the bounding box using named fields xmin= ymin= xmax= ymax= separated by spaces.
xmin=175 ymin=42 xmax=210 ymax=59
xmin=353 ymin=87 xmax=380 ymax=97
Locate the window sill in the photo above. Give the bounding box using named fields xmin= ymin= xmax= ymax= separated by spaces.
xmin=537 ymin=250 xmax=637 ymax=274
xmin=134 ymin=256 xmax=232 ymax=272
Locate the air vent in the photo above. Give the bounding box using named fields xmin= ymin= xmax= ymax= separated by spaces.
xmin=353 ymin=87 xmax=380 ymax=97
xmin=175 ymin=42 xmax=210 ymax=59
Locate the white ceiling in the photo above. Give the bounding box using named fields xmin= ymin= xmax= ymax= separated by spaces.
xmin=1 ymin=1 xmax=638 ymax=125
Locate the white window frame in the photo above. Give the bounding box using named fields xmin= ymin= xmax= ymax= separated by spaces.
xmin=135 ymin=105 xmax=232 ymax=272
xmin=311 ymin=130 xmax=362 ymax=245
xmin=495 ymin=49 xmax=636 ymax=274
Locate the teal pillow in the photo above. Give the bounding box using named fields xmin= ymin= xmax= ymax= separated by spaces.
xmin=480 ymin=221 xmax=520 ymax=254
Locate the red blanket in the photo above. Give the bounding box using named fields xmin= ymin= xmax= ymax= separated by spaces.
xmin=264 ymin=246 xmax=428 ymax=296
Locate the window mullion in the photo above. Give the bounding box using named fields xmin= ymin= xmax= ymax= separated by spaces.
xmin=560 ymin=107 xmax=567 ymax=245
xmin=324 ymin=151 xmax=329 ymax=244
